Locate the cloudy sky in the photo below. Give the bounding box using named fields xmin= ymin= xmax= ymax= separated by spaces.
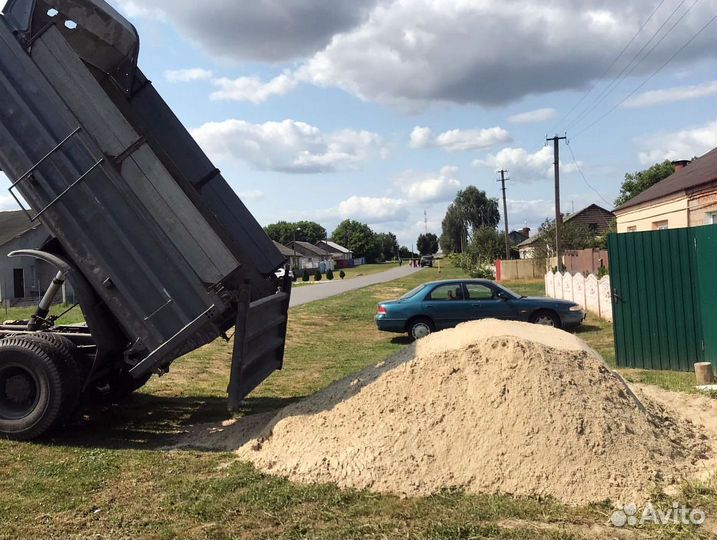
xmin=2 ymin=0 xmax=716 ymax=247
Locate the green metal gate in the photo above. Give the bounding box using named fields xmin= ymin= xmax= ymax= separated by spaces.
xmin=608 ymin=224 xmax=717 ymax=372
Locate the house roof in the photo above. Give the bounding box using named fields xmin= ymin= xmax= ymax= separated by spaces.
xmin=0 ymin=210 xmax=37 ymax=247
xmin=564 ymin=203 xmax=614 ymax=224
xmin=516 ymin=203 xmax=615 ymax=248
xmin=317 ymin=240 xmax=351 ymax=254
xmin=615 ymin=147 xmax=717 ymax=212
xmin=288 ymin=241 xmax=331 ymax=257
xmin=517 ymin=235 xmax=541 ymax=248
xmin=272 ymin=241 xmax=295 ymax=258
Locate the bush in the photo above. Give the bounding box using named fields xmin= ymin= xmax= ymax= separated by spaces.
xmin=314 ymin=269 xmax=322 ymax=281
xmin=597 ymin=266 xmax=609 ymax=278
xmin=326 ymin=269 xmax=334 ymax=280
xmin=339 ymin=270 xmax=346 ymax=280
xmin=469 ymin=264 xmax=496 ymax=279
xmin=301 ymin=271 xmax=310 ymax=282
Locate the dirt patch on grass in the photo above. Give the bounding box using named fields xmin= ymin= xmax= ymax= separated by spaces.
xmin=180 ymin=320 xmax=712 ymax=506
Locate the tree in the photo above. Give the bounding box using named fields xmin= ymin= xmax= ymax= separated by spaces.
xmin=454 ymin=186 xmax=500 ymax=231
xmin=440 ymin=203 xmax=465 ymax=253
xmin=614 ymin=161 xmax=675 ymax=207
xmin=468 ymin=226 xmax=503 ymax=263
xmin=399 ymin=246 xmax=416 ymax=259
xmin=440 ymin=188 xmax=500 ymax=254
xmin=376 ymin=232 xmax=399 ymax=261
xmin=533 ymin=218 xmax=596 ymax=264
xmin=331 ymin=220 xmax=380 ymax=262
xmin=264 ymin=220 xmax=327 ymax=245
xmin=416 ymin=233 xmax=439 ymax=255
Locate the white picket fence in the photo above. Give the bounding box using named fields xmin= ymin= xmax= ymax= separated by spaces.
xmin=544 ymin=271 xmax=613 ymax=322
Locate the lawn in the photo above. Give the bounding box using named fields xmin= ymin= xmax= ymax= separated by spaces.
xmin=0 ymin=266 xmax=713 ymax=539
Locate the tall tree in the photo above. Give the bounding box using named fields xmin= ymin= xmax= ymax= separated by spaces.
xmin=614 ymin=161 xmax=675 ymax=207
xmin=331 ymin=220 xmax=380 ymax=262
xmin=440 ymin=203 xmax=465 ymax=253
xmin=416 ymin=233 xmax=439 ymax=255
xmin=454 ymin=186 xmax=500 ymax=231
xmin=264 ymin=220 xmax=327 ymax=245
xmin=376 ymin=232 xmax=399 ymax=261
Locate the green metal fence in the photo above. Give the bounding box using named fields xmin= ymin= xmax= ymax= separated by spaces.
xmin=608 ymin=224 xmax=717 ymax=372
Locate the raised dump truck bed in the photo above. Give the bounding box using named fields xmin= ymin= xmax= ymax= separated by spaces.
xmin=0 ymin=0 xmax=290 ymax=439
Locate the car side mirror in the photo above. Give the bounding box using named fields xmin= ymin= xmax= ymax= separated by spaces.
xmin=496 ymin=291 xmax=510 ymax=301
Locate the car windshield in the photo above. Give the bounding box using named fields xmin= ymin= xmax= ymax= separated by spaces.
xmin=495 ymin=283 xmax=523 ymax=299
xmin=400 ymin=284 xmax=427 ymax=300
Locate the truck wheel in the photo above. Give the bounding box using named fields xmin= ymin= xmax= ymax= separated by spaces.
xmin=0 ymin=337 xmax=76 ymax=440
xmin=21 ymin=334 xmax=82 ymax=422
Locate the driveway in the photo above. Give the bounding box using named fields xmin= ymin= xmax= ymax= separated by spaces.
xmin=290 ymin=265 xmax=423 ymax=307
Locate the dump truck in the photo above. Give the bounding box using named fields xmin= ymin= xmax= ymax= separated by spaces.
xmin=0 ymin=0 xmax=291 ymax=440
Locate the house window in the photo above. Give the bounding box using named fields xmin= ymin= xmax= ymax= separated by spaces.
xmin=588 ymin=222 xmax=598 ymax=232
xmin=706 ymin=211 xmax=717 ymax=225
xmin=652 ymin=220 xmax=668 ymax=231
xmin=627 ymin=226 xmax=637 ymax=232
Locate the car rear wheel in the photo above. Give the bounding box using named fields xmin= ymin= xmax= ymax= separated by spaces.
xmin=530 ymin=310 xmax=560 ymax=328
xmin=408 ymin=318 xmax=434 ymax=340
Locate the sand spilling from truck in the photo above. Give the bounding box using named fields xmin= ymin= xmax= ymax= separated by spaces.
xmin=186 ymin=320 xmax=714 ymax=504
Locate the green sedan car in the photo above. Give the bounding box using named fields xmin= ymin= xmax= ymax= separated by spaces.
xmin=375 ymin=279 xmax=586 ymax=340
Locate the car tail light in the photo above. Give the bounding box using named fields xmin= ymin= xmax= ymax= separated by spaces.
xmin=377 ymin=305 xmax=387 ymax=315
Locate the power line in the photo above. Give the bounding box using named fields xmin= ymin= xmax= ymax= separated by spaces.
xmin=552 ymin=0 xmax=668 ymax=133
xmin=564 ymin=140 xmax=613 ymax=207
xmin=572 ymin=14 xmax=717 ymax=139
xmin=565 ymin=0 xmax=697 ymax=133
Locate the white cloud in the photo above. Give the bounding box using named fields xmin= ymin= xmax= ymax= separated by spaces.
xmin=191 ymin=119 xmax=384 ymax=174
xmin=164 ymin=68 xmax=213 ymax=83
xmin=297 ymin=0 xmax=715 ymax=107
xmin=409 ymin=126 xmax=432 ymax=149
xmin=210 ymin=73 xmax=298 ymax=104
xmin=409 ymin=126 xmax=511 ymax=151
xmin=508 ymin=108 xmax=557 ymax=124
xmin=337 ymin=195 xmax=408 ymax=223
xmin=474 ymin=146 xmax=579 ymax=182
xmin=636 ymin=120 xmax=717 ymax=165
xmin=399 ymin=166 xmax=461 ymax=203
xmin=114 ymin=0 xmax=166 ymax=20
xmin=622 ymin=81 xmax=717 ymax=109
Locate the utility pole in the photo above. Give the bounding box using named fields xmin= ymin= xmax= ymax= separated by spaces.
xmin=546 ymin=135 xmax=567 ymax=271
xmin=424 ymin=209 xmax=428 ymax=235
xmin=497 ymin=169 xmax=510 ymax=260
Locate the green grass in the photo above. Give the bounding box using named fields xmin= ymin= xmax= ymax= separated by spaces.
xmin=0 ymin=303 xmax=85 ymax=326
xmin=0 ymin=267 xmax=713 ymax=539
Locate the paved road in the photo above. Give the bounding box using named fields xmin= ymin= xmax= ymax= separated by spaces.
xmin=290 ymin=265 xmax=423 ymax=307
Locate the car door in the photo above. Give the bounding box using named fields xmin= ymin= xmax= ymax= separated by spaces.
xmin=464 ymin=282 xmax=515 ymax=320
xmin=422 ymin=283 xmax=472 ymax=329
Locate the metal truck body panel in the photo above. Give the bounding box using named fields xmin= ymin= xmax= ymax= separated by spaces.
xmin=0 ymin=0 xmax=290 ymax=422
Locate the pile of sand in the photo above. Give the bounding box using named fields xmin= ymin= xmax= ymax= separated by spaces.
xmin=187 ymin=320 xmax=714 ymax=505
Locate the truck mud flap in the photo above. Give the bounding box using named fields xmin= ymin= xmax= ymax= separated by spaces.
xmin=228 ymin=283 xmax=291 ymax=410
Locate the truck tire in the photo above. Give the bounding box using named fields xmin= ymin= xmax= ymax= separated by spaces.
xmin=0 ymin=337 xmax=78 ymax=440
xmin=21 ymin=334 xmax=82 ymax=422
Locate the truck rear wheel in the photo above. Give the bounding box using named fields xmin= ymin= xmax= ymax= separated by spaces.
xmin=0 ymin=337 xmax=78 ymax=440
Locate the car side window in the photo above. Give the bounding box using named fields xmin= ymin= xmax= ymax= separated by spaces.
xmin=427 ymin=284 xmax=465 ymax=301
xmin=465 ymin=283 xmax=494 ymax=300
